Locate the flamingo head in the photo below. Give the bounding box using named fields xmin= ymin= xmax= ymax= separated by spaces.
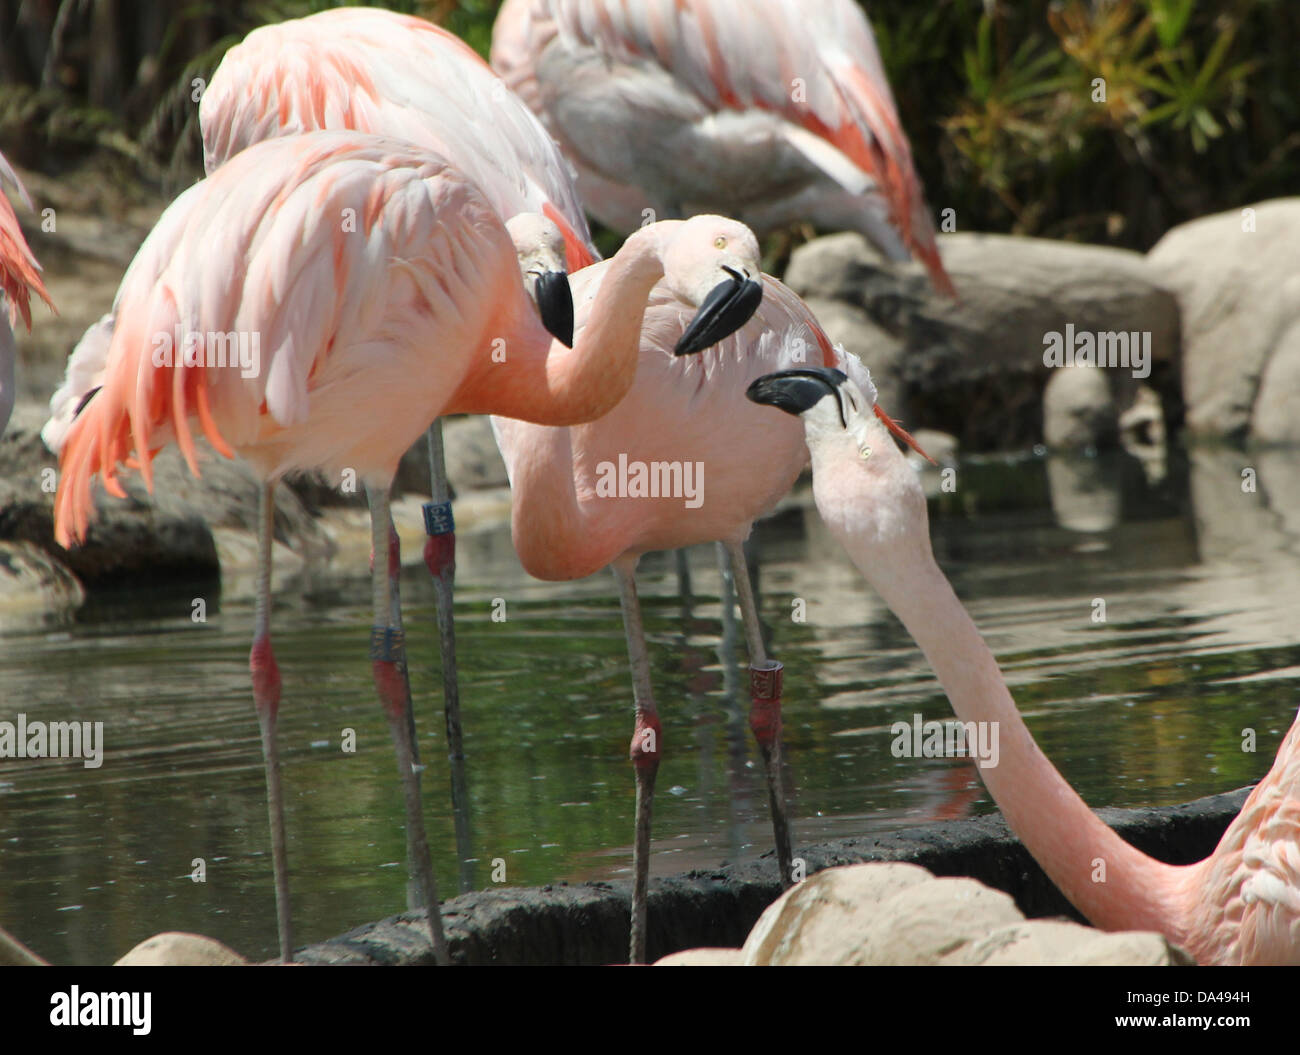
xmin=745 ymin=365 xmax=929 ymax=556
xmin=662 ymin=216 xmax=764 ymax=356
xmin=507 ymin=212 xmax=574 ymax=348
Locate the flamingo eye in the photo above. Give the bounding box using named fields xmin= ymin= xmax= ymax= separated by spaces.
xmin=859 ymin=445 xmax=873 ymax=460
xmin=714 ymin=236 xmax=727 ymax=249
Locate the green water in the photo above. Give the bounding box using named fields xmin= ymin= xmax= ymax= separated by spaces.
xmin=1 ymin=446 xmax=1297 ymax=964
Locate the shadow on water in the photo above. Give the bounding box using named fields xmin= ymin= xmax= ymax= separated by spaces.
xmin=1 ymin=442 xmax=1298 ymax=963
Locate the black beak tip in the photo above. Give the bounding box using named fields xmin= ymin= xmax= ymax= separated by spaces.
xmin=745 ymin=368 xmax=848 ymax=417
xmin=674 ymin=275 xmax=764 ymax=357
xmin=535 ymin=270 xmax=575 ymax=348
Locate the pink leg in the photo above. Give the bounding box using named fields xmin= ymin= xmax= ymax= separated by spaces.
xmin=614 ymin=560 xmax=662 ymax=963
xmin=251 ymin=482 xmax=293 ymax=962
xmin=366 ymin=485 xmax=450 ymax=965
xmin=725 ymin=540 xmax=794 ymax=888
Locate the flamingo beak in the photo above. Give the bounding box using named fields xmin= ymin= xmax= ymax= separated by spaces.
xmin=535 ymin=269 xmax=575 ymax=348
xmin=746 ymin=367 xmax=849 ymax=422
xmin=674 ymin=266 xmax=764 ymax=357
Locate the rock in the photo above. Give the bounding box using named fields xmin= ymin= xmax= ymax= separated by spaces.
xmin=649 ymin=864 xmax=1197 ymax=966
xmin=654 ymin=948 xmax=744 ymax=965
xmin=115 ymin=932 xmax=247 ymax=966
xmin=1147 ymin=198 xmax=1300 ymax=439
xmin=0 ymin=402 xmax=329 ymax=585
xmin=741 ymin=862 xmax=933 ymax=966
xmin=393 ymin=415 xmax=510 ymax=497
xmin=1251 ymin=317 xmax=1300 ymax=445
xmin=0 ymin=540 xmax=84 ymax=625
xmin=784 ymin=232 xmax=1178 ymax=451
xmin=943 ymin=919 xmax=1191 ymax=966
xmin=1043 ymin=366 xmax=1119 ymax=448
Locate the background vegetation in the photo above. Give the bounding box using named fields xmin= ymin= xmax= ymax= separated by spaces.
xmin=0 ymin=0 xmax=1295 ymax=249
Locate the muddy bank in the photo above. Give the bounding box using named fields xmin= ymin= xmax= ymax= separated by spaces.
xmin=292 ymin=786 xmax=1250 ymax=965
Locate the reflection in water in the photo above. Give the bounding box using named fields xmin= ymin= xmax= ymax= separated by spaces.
xmin=1 ymin=446 xmax=1298 ymax=964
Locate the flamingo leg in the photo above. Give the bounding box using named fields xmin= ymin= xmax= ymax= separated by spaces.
xmin=613 ymin=560 xmax=661 ymax=964
xmin=423 ymin=421 xmax=474 ymax=894
xmin=250 ymin=481 xmax=293 ymax=962
xmin=724 ymin=539 xmax=794 ymax=888
xmin=367 ymin=484 xmax=450 ymax=965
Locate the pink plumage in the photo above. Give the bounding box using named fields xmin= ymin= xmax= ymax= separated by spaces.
xmin=492 ymin=0 xmax=953 ymax=294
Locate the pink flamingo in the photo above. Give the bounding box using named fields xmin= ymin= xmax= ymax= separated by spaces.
xmin=491 ymin=0 xmax=953 ymax=294
xmin=492 ymin=274 xmax=927 ymax=962
xmin=47 ymin=8 xmax=603 ymax=861
xmin=747 ymin=365 xmax=1300 ymax=965
xmin=52 ymin=130 xmax=765 ymax=963
xmin=0 ymin=152 xmax=54 ymax=435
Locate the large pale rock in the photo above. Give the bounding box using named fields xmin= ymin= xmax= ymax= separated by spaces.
xmin=1252 ymin=317 xmax=1300 ymax=444
xmin=943 ymin=920 xmax=1191 ymax=966
xmin=666 ymin=864 xmax=1193 ymax=966
xmin=1147 ymin=198 xmax=1300 ymax=439
xmin=784 ymin=233 xmax=1178 ymax=450
xmin=654 ymin=948 xmax=744 ymax=966
xmin=115 ymin=932 xmax=247 ymax=966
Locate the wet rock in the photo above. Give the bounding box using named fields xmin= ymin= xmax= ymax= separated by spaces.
xmin=0 ymin=540 xmax=84 ymax=624
xmin=0 ymin=402 xmax=329 ymax=585
xmin=783 ymin=232 xmax=1178 ymax=451
xmin=1146 ymin=198 xmax=1300 ymax=440
xmin=115 ymin=932 xmax=247 ymax=966
xmin=291 ymin=787 xmax=1249 ymax=966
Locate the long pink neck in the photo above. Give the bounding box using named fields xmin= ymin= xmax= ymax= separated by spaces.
xmin=859 ymin=529 xmax=1192 ymax=941
xmin=499 ymin=419 xmax=638 ymax=581
xmin=453 ymin=227 xmax=665 ymax=426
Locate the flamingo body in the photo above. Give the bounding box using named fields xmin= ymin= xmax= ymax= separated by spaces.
xmin=201 ymin=6 xmax=595 ymax=270
xmin=493 ymin=276 xmax=856 ymax=580
xmin=492 ymin=0 xmax=951 ymax=292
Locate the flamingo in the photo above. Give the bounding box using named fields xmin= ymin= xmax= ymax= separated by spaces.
xmin=491 ymin=0 xmax=954 ymax=295
xmin=47 ymin=8 xmax=604 ymax=875
xmin=492 ymin=274 xmax=928 ymax=963
xmin=0 ymin=151 xmax=55 ymax=435
xmin=51 ymin=130 xmax=765 ymax=963
xmin=746 ymin=365 xmax=1300 ymax=965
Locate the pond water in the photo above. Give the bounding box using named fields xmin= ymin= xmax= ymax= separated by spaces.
xmin=2 ymin=444 xmax=1298 ymax=964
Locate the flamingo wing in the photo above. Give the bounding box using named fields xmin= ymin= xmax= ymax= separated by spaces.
xmin=201 ymin=7 xmax=596 ymax=270
xmin=493 ymin=0 xmax=950 ymax=292
xmin=53 ymin=132 xmax=520 ymax=547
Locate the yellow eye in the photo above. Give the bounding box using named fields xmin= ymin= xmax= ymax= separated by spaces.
xmin=714 ymin=236 xmax=727 ymax=249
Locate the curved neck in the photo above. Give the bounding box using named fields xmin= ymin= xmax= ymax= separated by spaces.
xmin=846 ymin=506 xmax=1189 ymax=940
xmin=455 ymin=228 xmax=665 ymax=426
xmin=496 ymin=418 xmax=635 ymax=581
